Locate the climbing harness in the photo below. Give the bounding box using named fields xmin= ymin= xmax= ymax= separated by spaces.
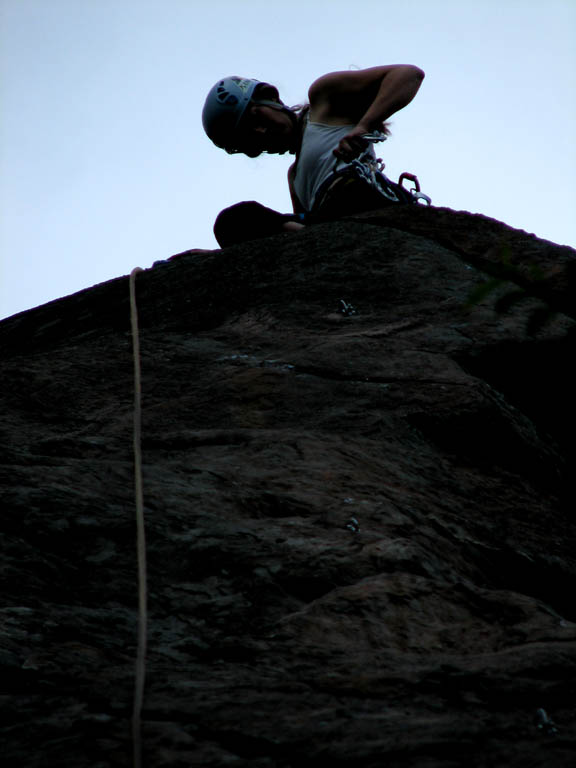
xmin=315 ymin=130 xmax=431 ymax=211
xmin=360 ymin=130 xmax=432 ymax=205
xmin=129 ymin=267 xmax=147 ymax=768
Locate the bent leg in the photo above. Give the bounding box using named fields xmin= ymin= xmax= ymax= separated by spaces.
xmin=214 ymin=201 xmax=305 ymax=247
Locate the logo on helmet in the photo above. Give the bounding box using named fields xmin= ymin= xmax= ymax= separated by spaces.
xmin=234 ymin=78 xmax=256 ymax=94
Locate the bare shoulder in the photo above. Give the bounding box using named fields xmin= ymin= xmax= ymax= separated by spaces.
xmin=308 ymin=65 xmax=424 ymax=123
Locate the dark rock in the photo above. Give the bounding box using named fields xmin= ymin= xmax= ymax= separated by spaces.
xmin=1 ymin=207 xmax=576 ymax=767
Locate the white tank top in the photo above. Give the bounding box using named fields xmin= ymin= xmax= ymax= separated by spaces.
xmin=292 ymin=115 xmax=376 ymax=211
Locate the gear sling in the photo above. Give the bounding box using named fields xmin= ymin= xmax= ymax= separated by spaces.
xmin=303 ymin=131 xmax=431 ymax=219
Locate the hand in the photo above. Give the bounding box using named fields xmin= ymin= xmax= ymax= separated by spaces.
xmin=333 ymin=124 xmax=370 ymax=162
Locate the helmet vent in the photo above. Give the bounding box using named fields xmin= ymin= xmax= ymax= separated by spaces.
xmin=215 ymin=86 xmax=238 ymax=105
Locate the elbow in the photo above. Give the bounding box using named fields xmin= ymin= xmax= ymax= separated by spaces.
xmin=408 ymin=65 xmax=425 ymax=81
xmin=387 ymin=64 xmax=425 ymax=87
xmin=403 ymin=65 xmax=425 ymax=99
xmin=393 ymin=64 xmax=424 ymax=81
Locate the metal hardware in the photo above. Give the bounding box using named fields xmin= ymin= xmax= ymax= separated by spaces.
xmin=339 ymin=299 xmax=357 ymax=316
xmin=345 ymin=517 xmax=360 ymax=533
xmin=534 ymin=708 xmax=558 ymax=735
xmin=360 ymin=131 xmax=388 ymax=143
xmin=399 ymin=172 xmax=432 ymax=205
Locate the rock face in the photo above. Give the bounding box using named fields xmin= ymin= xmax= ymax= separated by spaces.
xmin=1 ymin=206 xmax=575 ymax=767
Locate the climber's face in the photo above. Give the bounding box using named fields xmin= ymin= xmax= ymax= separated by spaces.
xmin=234 ymin=104 xmax=297 ymax=157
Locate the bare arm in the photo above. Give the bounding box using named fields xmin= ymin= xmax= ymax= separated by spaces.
xmin=288 ymin=162 xmax=305 ymax=213
xmin=308 ymin=65 xmax=425 ymax=160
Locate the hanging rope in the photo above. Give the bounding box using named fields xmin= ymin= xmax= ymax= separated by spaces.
xmin=129 ymin=266 xmax=147 ymax=768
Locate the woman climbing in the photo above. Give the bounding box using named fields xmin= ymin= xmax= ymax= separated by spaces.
xmin=201 ymin=65 xmax=426 ymax=247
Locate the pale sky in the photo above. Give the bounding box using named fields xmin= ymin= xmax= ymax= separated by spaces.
xmin=1 ymin=0 xmax=575 ymax=320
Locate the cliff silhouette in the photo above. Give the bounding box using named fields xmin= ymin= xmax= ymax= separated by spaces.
xmin=1 ymin=205 xmax=576 ymax=767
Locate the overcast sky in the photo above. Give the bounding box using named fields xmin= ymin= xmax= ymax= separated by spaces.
xmin=1 ymin=0 xmax=575 ymax=320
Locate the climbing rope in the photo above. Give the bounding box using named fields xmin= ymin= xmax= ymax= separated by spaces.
xmin=129 ymin=267 xmax=147 ymax=768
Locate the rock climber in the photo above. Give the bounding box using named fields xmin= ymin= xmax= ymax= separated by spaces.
xmin=202 ymin=65 xmax=426 ymax=247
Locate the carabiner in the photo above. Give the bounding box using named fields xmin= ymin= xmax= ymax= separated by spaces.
xmin=399 ymin=172 xmax=432 ymax=205
xmin=360 ymin=131 xmax=388 ymax=144
xmin=398 ymin=172 xmax=421 ymax=192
